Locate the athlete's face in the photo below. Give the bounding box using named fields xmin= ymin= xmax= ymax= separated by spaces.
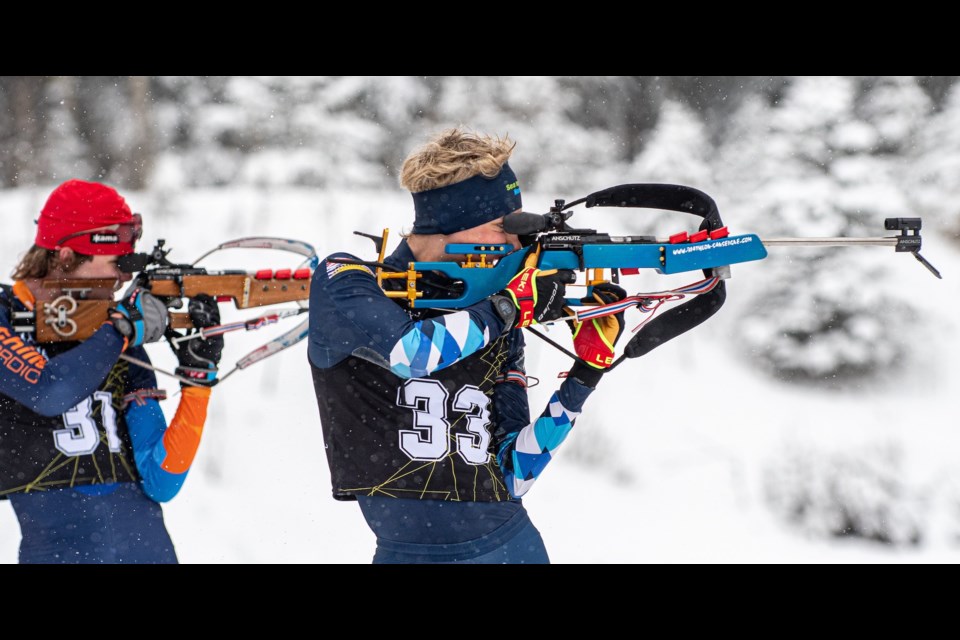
xmin=408 ymin=210 xmax=523 ymax=263
xmin=48 ymin=250 xmax=132 ymax=299
xmin=438 ymin=212 xmax=522 ymax=260
xmin=70 ymin=254 xmax=131 ymax=284
xmin=444 ymin=214 xmax=521 ymax=249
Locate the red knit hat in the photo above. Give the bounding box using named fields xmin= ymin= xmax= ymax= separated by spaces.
xmin=35 ymin=179 xmax=140 ymax=256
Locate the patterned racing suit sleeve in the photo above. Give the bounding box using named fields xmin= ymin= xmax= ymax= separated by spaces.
xmin=492 ymin=329 xmax=596 ymax=498
xmin=308 ymin=254 xmax=509 ymax=377
xmin=0 ymin=295 xmax=125 ymax=417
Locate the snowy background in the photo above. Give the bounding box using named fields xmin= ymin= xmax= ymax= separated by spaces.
xmin=1 ymin=76 xmax=959 ymax=563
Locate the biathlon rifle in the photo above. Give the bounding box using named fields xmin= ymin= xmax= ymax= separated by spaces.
xmin=336 ymin=183 xmax=940 ymax=369
xmin=9 ymin=237 xmax=318 ymax=383
xmin=11 ymin=237 xmax=317 ymax=343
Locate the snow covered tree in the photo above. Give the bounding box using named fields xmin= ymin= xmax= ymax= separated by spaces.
xmin=430 ymin=76 xmax=624 ymax=195
xmin=764 ymin=442 xmax=924 ymax=546
xmin=717 ymin=76 xmax=927 ymax=385
xmin=67 ymin=76 xmax=157 ymax=189
xmin=561 ymin=75 xmax=664 ymax=166
xmin=566 ymin=98 xmax=719 ymax=241
xmin=37 ymin=76 xmax=93 ymax=184
xmin=631 ymin=99 xmax=712 ymax=188
xmin=909 ymin=81 xmax=960 ymax=241
xmin=149 ymin=76 xmax=435 ymax=190
xmin=668 ymin=76 xmax=789 ymax=143
xmin=0 ymin=76 xmax=157 ymax=189
xmin=0 ymin=76 xmax=52 ymax=186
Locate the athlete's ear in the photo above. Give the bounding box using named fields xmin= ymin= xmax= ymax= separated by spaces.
xmin=57 ymin=247 xmax=76 ymax=268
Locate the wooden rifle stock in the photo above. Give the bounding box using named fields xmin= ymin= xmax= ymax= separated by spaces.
xmin=30 ymin=273 xmax=310 ymax=342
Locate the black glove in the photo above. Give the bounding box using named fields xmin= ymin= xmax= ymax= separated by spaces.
xmin=172 ymin=294 xmax=224 ymax=386
xmin=111 ymin=286 xmax=169 ymax=347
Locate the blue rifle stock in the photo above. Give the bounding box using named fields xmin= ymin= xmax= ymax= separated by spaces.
xmin=409 ymin=233 xmax=768 ymax=309
xmin=347 ymin=184 xmax=938 ymax=314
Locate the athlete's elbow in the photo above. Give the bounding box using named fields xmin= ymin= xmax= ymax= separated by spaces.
xmin=390 ymin=366 xmax=417 ymax=379
xmin=140 ymin=476 xmax=185 ymax=503
xmin=142 ymin=484 xmax=179 ymax=503
xmin=508 ymin=476 xmax=533 ymax=499
xmin=388 ymin=336 xmax=431 ymax=379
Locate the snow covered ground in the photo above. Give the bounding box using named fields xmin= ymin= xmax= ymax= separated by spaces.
xmin=2 ymin=186 xmax=957 ymax=563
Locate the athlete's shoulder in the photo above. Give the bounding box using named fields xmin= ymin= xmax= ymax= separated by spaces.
xmin=317 ymin=253 xmax=376 ymax=284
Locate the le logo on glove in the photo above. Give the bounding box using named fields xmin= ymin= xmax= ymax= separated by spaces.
xmin=571 ymin=284 xmax=627 ymax=369
xmin=503 ymin=250 xmax=575 ymax=328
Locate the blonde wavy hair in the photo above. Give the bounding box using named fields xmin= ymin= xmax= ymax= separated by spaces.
xmin=400 ymin=127 xmax=516 ymax=193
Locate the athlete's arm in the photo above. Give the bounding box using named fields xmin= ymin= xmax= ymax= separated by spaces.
xmin=308 ymin=254 xmax=508 ymax=378
xmin=123 ymin=350 xmax=211 ymax=503
xmin=0 ymin=303 xmax=125 ymax=417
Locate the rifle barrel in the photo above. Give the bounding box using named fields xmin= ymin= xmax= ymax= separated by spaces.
xmin=759 ymin=236 xmax=898 ymax=248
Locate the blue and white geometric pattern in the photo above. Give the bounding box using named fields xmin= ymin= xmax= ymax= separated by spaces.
xmin=498 ymin=392 xmax=581 ymax=498
xmin=389 ymin=310 xmax=491 ymax=379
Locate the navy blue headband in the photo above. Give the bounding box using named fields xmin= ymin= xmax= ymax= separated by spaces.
xmin=411 ymin=163 xmax=522 ymax=235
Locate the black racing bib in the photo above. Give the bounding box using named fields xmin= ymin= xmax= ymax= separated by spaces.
xmin=0 ymin=289 xmax=140 ymax=496
xmin=312 ymin=336 xmax=513 ymax=502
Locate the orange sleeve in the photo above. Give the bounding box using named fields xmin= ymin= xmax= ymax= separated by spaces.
xmin=160 ymin=386 xmax=212 ymax=474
